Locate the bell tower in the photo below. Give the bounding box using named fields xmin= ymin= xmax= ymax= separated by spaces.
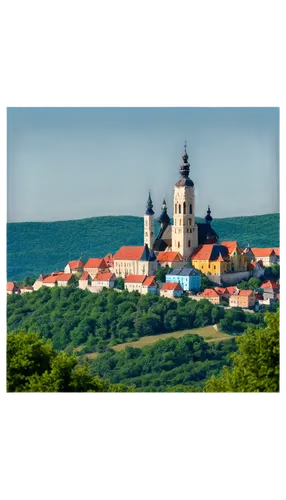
xmin=171 ymin=142 xmax=198 ymax=260
xmin=144 ymin=191 xmax=155 ymax=248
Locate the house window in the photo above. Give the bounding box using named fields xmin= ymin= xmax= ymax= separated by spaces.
xmin=183 ymin=202 xmax=186 ymax=214
xmin=189 ymin=204 xmax=192 ymax=215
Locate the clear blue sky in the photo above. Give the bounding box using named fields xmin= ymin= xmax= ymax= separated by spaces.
xmin=7 ymin=107 xmax=279 ymax=222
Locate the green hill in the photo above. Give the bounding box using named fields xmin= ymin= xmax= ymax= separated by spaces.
xmin=7 ymin=213 xmax=279 ymax=282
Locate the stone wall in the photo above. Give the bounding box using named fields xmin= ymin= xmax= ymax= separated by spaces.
xmin=207 ymin=271 xmax=251 ymax=286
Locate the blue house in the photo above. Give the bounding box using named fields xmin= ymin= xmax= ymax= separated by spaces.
xmin=166 ymin=267 xmax=201 ymax=292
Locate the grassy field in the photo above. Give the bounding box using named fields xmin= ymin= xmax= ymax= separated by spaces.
xmin=83 ymin=325 xmax=232 ymax=359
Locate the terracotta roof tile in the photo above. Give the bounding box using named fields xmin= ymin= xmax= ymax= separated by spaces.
xmin=84 ymin=258 xmax=107 ymax=269
xmin=93 ymin=272 xmax=115 ymax=281
xmin=57 ymin=273 xmax=73 ymax=282
xmin=226 ymin=286 xmax=237 ymax=295
xmin=125 ymin=274 xmax=147 ymax=284
xmin=7 ymin=282 xmax=16 ymax=292
xmin=43 ymin=275 xmax=59 ymax=284
xmin=273 ymin=248 xmax=280 ymax=256
xmin=80 ymin=271 xmax=89 ymax=281
xmin=113 ymin=246 xmax=146 ymax=261
xmin=221 ymin=241 xmax=240 ymax=255
xmin=68 ymin=259 xmax=84 ymax=269
xmin=251 ymin=248 xmax=276 ymax=257
xmin=201 ymin=288 xmax=219 ymax=297
xmin=157 ymin=251 xmax=183 ymax=263
xmin=142 ymin=276 xmax=157 ymax=287
xmin=239 ymin=290 xmax=253 ymax=296
xmin=214 ymin=287 xmax=227 ymax=295
xmin=261 ymin=280 xmax=279 ymax=290
xmin=161 ymin=282 xmax=183 ymax=291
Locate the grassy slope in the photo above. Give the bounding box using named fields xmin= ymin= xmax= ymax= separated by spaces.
xmin=83 ymin=325 xmax=233 ymax=359
xmin=7 ymin=213 xmax=279 ymax=281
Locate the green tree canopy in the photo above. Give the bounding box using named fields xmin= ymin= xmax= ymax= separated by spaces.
xmin=204 ymin=310 xmax=279 ymax=392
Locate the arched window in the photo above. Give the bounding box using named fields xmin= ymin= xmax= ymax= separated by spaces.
xmin=178 ymin=204 xmax=181 ymax=214
xmin=189 ymin=204 xmax=192 ymax=215
xmin=183 ymin=202 xmax=186 ymax=214
xmin=188 ymin=240 xmax=191 ymax=247
xmin=178 ymin=241 xmax=180 ymax=248
xmin=179 ymin=219 xmax=181 ymax=226
xmin=175 ymin=204 xmax=177 ymax=214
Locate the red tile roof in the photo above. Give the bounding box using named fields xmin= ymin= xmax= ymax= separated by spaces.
xmin=191 ymin=244 xmax=214 ymax=261
xmin=239 ymin=290 xmax=254 ymax=296
xmin=226 ymin=286 xmax=237 ymax=295
xmin=21 ymin=286 xmax=33 ymax=290
xmin=57 ymin=273 xmax=73 ymax=282
xmin=68 ymin=259 xmax=84 ymax=269
xmin=201 ymin=288 xmax=219 ymax=297
xmin=113 ymin=246 xmax=146 ymax=261
xmin=43 ymin=275 xmax=59 ymax=284
xmin=84 ymin=258 xmax=107 ymax=269
xmin=142 ymin=276 xmax=157 ymax=287
xmin=214 ymin=287 xmax=227 ymax=295
xmin=221 ymin=241 xmax=240 ymax=255
xmin=261 ymin=280 xmax=279 ymax=290
xmin=161 ymin=282 xmax=183 ymax=291
xmin=273 ymin=248 xmax=280 ymax=256
xmin=104 ymin=253 xmax=114 ymax=266
xmin=124 ymin=274 xmax=147 ymax=284
xmin=7 ymin=282 xmax=16 ymax=292
xmin=157 ymin=251 xmax=183 ymax=263
xmin=80 ymin=271 xmax=89 ymax=281
xmin=251 ymin=248 xmax=276 ymax=257
xmin=93 ymin=272 xmax=115 ymax=282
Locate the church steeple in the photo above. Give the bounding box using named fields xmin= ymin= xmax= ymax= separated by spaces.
xmin=205 ymin=205 xmax=213 ymax=223
xmin=158 ymin=198 xmax=170 ymax=225
xmin=145 ymin=191 xmax=154 ymax=215
xmin=176 ymin=141 xmax=194 ymax=187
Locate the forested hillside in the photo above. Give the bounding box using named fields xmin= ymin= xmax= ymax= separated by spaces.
xmin=7 ymin=213 xmax=279 ymax=281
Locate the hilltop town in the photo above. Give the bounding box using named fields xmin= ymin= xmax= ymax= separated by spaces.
xmin=7 ymin=145 xmax=280 ymax=310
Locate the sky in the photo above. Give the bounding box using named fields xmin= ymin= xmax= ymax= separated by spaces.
xmin=7 ymin=107 xmax=279 ymax=222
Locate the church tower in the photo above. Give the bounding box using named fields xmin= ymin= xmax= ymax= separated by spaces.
xmin=171 ymin=143 xmax=198 ymax=260
xmin=144 ymin=191 xmax=155 ymax=248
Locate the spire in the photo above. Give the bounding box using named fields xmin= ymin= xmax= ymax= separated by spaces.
xmin=205 ymin=205 xmax=213 ymax=223
xmin=176 ymin=141 xmax=194 ymax=187
xmin=158 ymin=198 xmax=170 ymax=225
xmin=145 ymin=191 xmax=154 ymax=215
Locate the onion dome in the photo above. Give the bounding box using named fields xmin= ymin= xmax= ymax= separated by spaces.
xmin=145 ymin=191 xmax=154 ymax=215
xmin=176 ymin=141 xmax=194 ymax=187
xmin=158 ymin=198 xmax=170 ymax=224
xmin=205 ymin=205 xmax=213 ymax=223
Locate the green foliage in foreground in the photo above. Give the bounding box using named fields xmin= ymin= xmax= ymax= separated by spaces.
xmin=7 ymin=331 xmax=131 ymax=392
xmin=7 ymin=213 xmax=279 ymax=282
xmin=7 ymin=287 xmax=270 ymax=354
xmin=204 ymin=310 xmax=279 ymax=392
xmin=87 ymin=335 xmax=238 ymax=392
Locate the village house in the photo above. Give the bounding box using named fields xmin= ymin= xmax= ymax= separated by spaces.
xmin=160 ymin=282 xmax=184 ymax=299
xmin=104 ymin=253 xmax=114 ymax=272
xmin=201 ymin=288 xmax=221 ymax=304
xmin=124 ymin=275 xmax=148 ymax=293
xmin=64 ymin=259 xmax=85 ymax=274
xmin=57 ymin=273 xmax=73 ymax=287
xmin=19 ymin=286 xmax=34 ymax=294
xmin=229 ymin=289 xmax=256 ymax=309
xmin=157 ymin=251 xmax=184 ymax=269
xmin=260 ymin=280 xmax=279 ymax=300
xmin=113 ymin=244 xmax=157 ymax=278
xmin=84 ymin=258 xmax=109 ymax=277
xmin=190 ymin=241 xmax=247 ymax=276
xmin=166 ymin=267 xmax=201 ymax=292
xmin=6 ymin=282 xmax=20 ymax=294
xmin=91 ymin=272 xmax=116 ymax=291
xmin=214 ymin=286 xmax=238 ymax=301
xmin=250 ymin=248 xmax=278 ymax=267
xmin=141 ymin=276 xmax=158 ymax=295
xmin=78 ymin=271 xmax=91 ymax=290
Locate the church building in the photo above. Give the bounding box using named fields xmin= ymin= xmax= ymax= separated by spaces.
xmin=144 ymin=143 xmax=218 ymax=261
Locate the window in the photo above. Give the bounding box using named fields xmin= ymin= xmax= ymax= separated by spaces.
xmin=178 ymin=242 xmax=180 ymax=248
xmin=178 ymin=204 xmax=181 ymax=214
xmin=175 ymin=204 xmax=177 ymax=214
xmin=183 ymin=202 xmax=186 ymax=214
xmin=189 ymin=204 xmax=192 ymax=215
xmin=188 ymin=240 xmax=191 ymax=247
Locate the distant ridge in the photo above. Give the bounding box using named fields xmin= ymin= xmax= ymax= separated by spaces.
xmin=7 ymin=213 xmax=279 ymax=282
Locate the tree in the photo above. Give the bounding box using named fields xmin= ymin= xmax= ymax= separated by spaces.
xmin=204 ymin=310 xmax=279 ymax=392
xmin=155 ymin=266 xmax=171 ymax=283
xmin=114 ymin=277 xmax=124 ymax=290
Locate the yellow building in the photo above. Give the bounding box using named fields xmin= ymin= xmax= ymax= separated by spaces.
xmin=191 ymin=242 xmax=247 ymax=276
